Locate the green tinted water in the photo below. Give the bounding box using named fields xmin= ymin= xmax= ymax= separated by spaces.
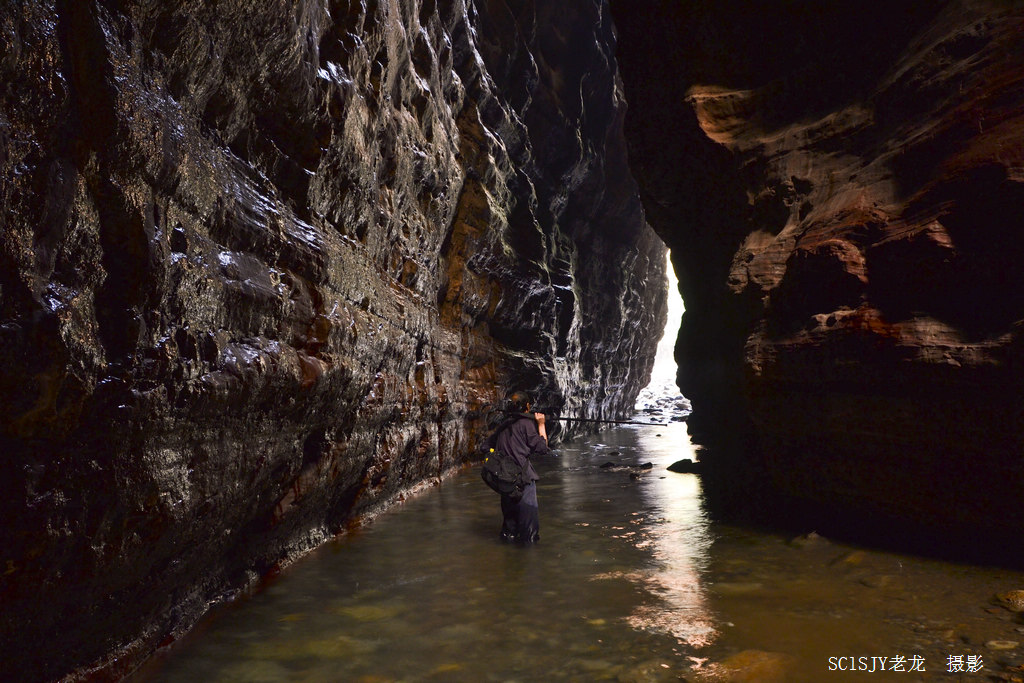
xmin=132 ymin=422 xmax=1024 ymax=682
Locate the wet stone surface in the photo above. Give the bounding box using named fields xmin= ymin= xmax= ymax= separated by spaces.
xmin=0 ymin=1 xmax=665 ymax=678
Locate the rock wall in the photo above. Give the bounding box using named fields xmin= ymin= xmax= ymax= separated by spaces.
xmin=0 ymin=1 xmax=666 ymax=679
xmin=611 ymin=0 xmax=1024 ymax=552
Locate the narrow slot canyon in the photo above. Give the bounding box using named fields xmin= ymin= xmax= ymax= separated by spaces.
xmin=2 ymin=1 xmax=1024 ymax=680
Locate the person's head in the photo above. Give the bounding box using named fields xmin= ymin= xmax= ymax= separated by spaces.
xmin=507 ymin=391 xmax=532 ymax=413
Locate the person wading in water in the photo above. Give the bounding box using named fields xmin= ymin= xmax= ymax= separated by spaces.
xmin=487 ymin=391 xmax=549 ymax=543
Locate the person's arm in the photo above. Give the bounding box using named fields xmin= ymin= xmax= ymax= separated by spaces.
xmin=527 ymin=412 xmax=551 ymax=457
xmin=522 ymin=414 xmax=550 ymax=454
xmin=534 ymin=412 xmax=548 ymax=444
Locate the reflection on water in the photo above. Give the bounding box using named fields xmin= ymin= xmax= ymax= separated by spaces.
xmin=573 ymin=421 xmax=716 ymax=650
xmin=133 ymin=421 xmax=1024 ymax=682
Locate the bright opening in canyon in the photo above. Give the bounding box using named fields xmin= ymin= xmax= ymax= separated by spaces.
xmin=635 ymin=251 xmax=691 ymax=419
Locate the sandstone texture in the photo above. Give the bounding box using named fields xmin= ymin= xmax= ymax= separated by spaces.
xmin=612 ymin=0 xmax=1024 ymax=550
xmin=0 ymin=1 xmax=665 ymax=679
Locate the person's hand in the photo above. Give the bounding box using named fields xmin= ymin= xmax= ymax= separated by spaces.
xmin=534 ymin=412 xmax=545 ymax=426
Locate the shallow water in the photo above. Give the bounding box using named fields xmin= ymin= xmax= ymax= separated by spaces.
xmin=133 ymin=421 xmax=1024 ymax=682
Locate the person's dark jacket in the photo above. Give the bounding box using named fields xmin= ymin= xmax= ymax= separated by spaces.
xmin=486 ymin=412 xmax=549 ymax=481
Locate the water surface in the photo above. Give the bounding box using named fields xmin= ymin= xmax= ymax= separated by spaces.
xmin=133 ymin=421 xmax=1024 ymax=682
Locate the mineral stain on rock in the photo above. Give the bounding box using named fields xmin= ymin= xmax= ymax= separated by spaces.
xmin=0 ymin=1 xmax=664 ymax=679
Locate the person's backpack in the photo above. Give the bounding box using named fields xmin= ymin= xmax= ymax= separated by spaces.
xmin=480 ymin=418 xmax=526 ymax=501
xmin=481 ymin=447 xmax=526 ymax=501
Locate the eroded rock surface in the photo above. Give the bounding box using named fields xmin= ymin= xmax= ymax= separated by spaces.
xmin=0 ymin=1 xmax=665 ymax=679
xmin=612 ymin=0 xmax=1024 ymax=550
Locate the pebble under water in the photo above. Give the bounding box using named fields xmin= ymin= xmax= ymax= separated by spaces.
xmin=132 ymin=420 xmax=1024 ymax=682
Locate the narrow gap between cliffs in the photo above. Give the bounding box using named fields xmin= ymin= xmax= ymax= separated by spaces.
xmin=634 ymin=250 xmax=691 ymax=422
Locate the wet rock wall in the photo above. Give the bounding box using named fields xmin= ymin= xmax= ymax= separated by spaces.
xmin=611 ymin=0 xmax=1024 ymax=553
xmin=0 ymin=1 xmax=666 ymax=679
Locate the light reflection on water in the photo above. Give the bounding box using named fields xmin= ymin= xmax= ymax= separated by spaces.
xmin=133 ymin=421 xmax=1024 ymax=682
xmin=572 ymin=420 xmax=716 ymax=650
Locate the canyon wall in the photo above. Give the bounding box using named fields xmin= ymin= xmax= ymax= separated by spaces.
xmin=0 ymin=1 xmax=666 ymax=679
xmin=611 ymin=0 xmax=1024 ymax=553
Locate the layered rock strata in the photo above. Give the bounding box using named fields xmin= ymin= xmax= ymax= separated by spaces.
xmin=0 ymin=1 xmax=665 ymax=679
xmin=611 ymin=0 xmax=1024 ymax=551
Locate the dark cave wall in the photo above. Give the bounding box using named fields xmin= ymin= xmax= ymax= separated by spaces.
xmin=0 ymin=1 xmax=666 ymax=679
xmin=611 ymin=0 xmax=1024 ymax=545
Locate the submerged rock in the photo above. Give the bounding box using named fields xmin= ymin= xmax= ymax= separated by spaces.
xmin=858 ymin=575 xmax=898 ymax=589
xmin=617 ymin=659 xmax=680 ymax=683
xmin=600 ymin=461 xmax=654 ymax=474
xmin=995 ymin=592 xmax=1024 ymax=613
xmin=788 ymin=532 xmax=829 ymax=549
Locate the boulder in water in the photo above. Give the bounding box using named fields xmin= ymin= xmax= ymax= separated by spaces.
xmin=994 ymin=591 xmax=1024 ymax=613
xmin=667 ymin=459 xmax=701 ymax=474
